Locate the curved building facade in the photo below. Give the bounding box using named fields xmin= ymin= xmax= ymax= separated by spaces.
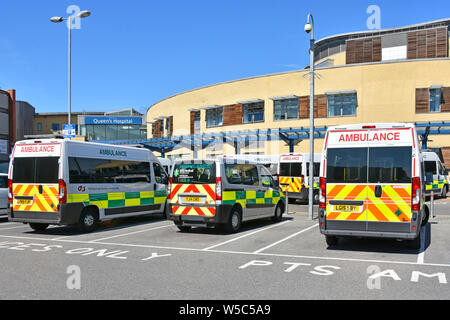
xmin=147 ymin=19 xmax=450 ymax=164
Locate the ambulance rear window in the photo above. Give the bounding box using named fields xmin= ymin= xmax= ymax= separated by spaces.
xmin=327 ymin=148 xmax=367 ymax=183
xmin=172 ymin=161 xmax=216 ymax=184
xmin=279 ymin=163 xmax=302 ymax=177
xmin=368 ymin=147 xmax=411 ymax=183
xmin=13 ymin=157 xmax=59 ymax=184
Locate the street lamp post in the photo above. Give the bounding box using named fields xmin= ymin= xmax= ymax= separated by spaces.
xmin=50 ymin=10 xmax=91 ymax=126
xmin=305 ymin=14 xmax=315 ymax=220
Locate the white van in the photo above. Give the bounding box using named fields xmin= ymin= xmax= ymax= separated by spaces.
xmin=318 ymin=123 xmax=426 ymax=249
xmin=0 ymin=173 xmax=8 ymax=218
xmin=422 ymin=151 xmax=449 ymax=198
xmin=8 ymin=138 xmax=168 ymax=232
xmin=277 ymin=153 xmax=321 ymax=203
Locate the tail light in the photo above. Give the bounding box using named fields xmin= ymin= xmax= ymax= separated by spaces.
xmin=8 ymin=179 xmax=12 ymax=203
xmin=412 ymin=177 xmax=420 ymax=211
xmin=168 ymin=177 xmax=173 ymax=200
xmin=215 ymin=177 xmax=222 ymax=201
xmin=59 ymin=179 xmax=67 ymax=204
xmin=319 ymin=177 xmax=326 ymax=208
xmin=301 ymin=175 xmax=305 ymax=186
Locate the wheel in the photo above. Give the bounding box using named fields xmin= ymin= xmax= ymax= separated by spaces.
xmin=421 ymin=205 xmax=430 ymax=227
xmin=77 ymin=208 xmax=99 ymax=233
xmin=313 ymin=191 xmax=319 ymax=204
xmin=176 ymin=225 xmax=192 ymax=232
xmin=272 ymin=203 xmax=283 ymax=222
xmin=224 ymin=207 xmax=242 ymax=234
xmin=29 ymin=223 xmax=49 ymax=232
xmin=441 ymin=185 xmax=448 ymax=199
xmin=407 ymin=233 xmax=422 ymax=250
xmin=325 ymin=235 xmax=338 ymax=246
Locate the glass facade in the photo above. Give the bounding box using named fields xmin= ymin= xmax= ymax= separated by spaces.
xmin=80 ymin=124 xmax=147 ymax=141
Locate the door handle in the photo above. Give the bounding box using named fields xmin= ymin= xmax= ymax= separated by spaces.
xmin=38 ymin=185 xmax=43 ymax=194
xmin=374 ymin=185 xmax=382 ymax=198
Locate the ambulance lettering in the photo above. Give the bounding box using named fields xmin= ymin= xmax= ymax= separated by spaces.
xmin=338 ymin=132 xmax=400 ymax=143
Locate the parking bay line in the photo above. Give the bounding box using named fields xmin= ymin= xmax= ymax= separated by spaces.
xmin=0 ymin=233 xmax=449 ymax=268
xmin=252 ymin=223 xmax=319 ymax=254
xmin=87 ymin=224 xmax=173 ymax=242
xmin=51 ymin=220 xmax=171 ymax=240
xmin=0 ymin=225 xmax=29 ymax=231
xmin=202 ymin=220 xmax=291 ymax=251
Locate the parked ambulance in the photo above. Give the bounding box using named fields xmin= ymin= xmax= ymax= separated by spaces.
xmin=422 ymin=151 xmax=448 ymax=198
xmin=168 ymin=158 xmax=285 ymax=233
xmin=8 ymin=138 xmax=168 ymax=232
xmin=277 ymin=153 xmax=321 ymax=203
xmin=318 ymin=123 xmax=426 ymax=249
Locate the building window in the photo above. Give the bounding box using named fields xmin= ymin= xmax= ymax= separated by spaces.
xmin=242 ymin=102 xmax=264 ymax=123
xmin=37 ymin=123 xmax=42 ymax=132
xmin=51 ymin=123 xmax=60 ymax=131
xmin=274 ymin=98 xmax=299 ymax=120
xmin=193 ymin=111 xmax=201 ymax=134
xmin=206 ymin=107 xmax=223 ymax=128
xmin=327 ymin=93 xmax=357 ymax=117
xmin=429 ymin=88 xmax=441 ymax=112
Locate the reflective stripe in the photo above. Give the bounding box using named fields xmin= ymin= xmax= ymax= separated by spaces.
xmin=279 ymin=176 xmax=302 ymax=193
xmin=12 ymin=184 xmax=59 ymax=212
xmin=67 ymin=190 xmax=167 ymax=209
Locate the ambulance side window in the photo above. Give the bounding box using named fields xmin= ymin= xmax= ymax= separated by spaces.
xmin=153 ymin=163 xmax=168 ymax=184
xmin=260 ymin=166 xmax=275 ymax=188
xmin=424 ymin=161 xmax=437 ymax=175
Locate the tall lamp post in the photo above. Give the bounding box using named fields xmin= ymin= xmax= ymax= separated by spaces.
xmin=50 ymin=10 xmax=91 ymax=126
xmin=305 ymin=14 xmax=315 ymax=220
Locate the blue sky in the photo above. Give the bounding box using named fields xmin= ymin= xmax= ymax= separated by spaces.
xmin=1 ymin=0 xmax=449 ymax=115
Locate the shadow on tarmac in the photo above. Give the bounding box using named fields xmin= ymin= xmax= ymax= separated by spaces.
xmin=325 ymin=222 xmax=431 ymax=255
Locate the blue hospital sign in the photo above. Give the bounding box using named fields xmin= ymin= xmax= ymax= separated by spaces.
xmin=63 ymin=124 xmax=76 ymax=138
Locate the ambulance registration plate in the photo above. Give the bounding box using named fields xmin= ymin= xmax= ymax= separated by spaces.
xmin=15 ymin=199 xmax=32 ymax=205
xmin=184 ymin=197 xmax=201 ymax=202
xmin=335 ymin=205 xmax=358 ymax=212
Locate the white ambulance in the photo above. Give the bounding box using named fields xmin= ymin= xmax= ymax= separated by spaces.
xmin=318 ymin=123 xmax=426 ymax=249
xmin=422 ymin=151 xmax=448 ymax=198
xmin=8 ymin=138 xmax=168 ymax=232
xmin=277 ymin=153 xmax=321 ymax=203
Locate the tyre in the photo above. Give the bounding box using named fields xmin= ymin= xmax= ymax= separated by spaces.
xmin=77 ymin=208 xmax=99 ymax=233
xmin=407 ymin=233 xmax=422 ymax=250
xmin=441 ymin=185 xmax=448 ymax=199
xmin=313 ymin=191 xmax=319 ymax=204
xmin=325 ymin=235 xmax=338 ymax=246
xmin=272 ymin=203 xmax=283 ymax=223
xmin=421 ymin=205 xmax=430 ymax=227
xmin=176 ymin=225 xmax=192 ymax=232
xmin=29 ymin=223 xmax=49 ymax=232
xmin=224 ymin=207 xmax=242 ymax=234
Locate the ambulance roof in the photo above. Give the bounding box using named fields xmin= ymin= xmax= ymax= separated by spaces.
xmin=327 ymin=123 xmax=415 ymax=131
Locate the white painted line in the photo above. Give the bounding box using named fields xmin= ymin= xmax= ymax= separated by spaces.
xmin=202 ymin=221 xmax=291 ymax=251
xmin=253 ymin=224 xmax=318 ymax=254
xmin=416 ymin=226 xmax=427 ymax=264
xmin=0 ymin=233 xmax=449 ymax=268
xmin=0 ymin=225 xmax=29 ymax=231
xmin=51 ymin=220 xmax=170 ymax=240
xmin=88 ymin=224 xmax=173 ymax=242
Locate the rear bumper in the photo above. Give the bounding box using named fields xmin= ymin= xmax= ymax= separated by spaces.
xmin=318 ymin=208 xmax=422 ymax=240
xmin=8 ymin=203 xmax=84 ymax=225
xmin=0 ymin=208 xmax=7 ymax=217
xmin=169 ymin=204 xmax=233 ymax=227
